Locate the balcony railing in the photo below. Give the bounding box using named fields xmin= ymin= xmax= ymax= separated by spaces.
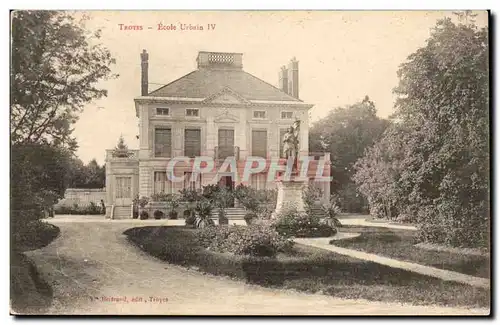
xmin=106 ymin=149 xmax=139 ymax=161
xmin=214 ymin=146 xmax=240 ymax=160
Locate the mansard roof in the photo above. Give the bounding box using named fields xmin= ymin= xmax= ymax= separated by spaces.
xmin=148 ymin=68 xmax=302 ymax=102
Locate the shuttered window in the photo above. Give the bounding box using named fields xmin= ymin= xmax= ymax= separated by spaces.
xmin=154 ymin=128 xmax=172 ymax=158
xmin=154 ymin=171 xmax=172 ymax=194
xmin=186 ymin=108 xmax=199 ymax=117
xmin=279 ymin=129 xmax=287 ymax=158
xmin=252 ymin=129 xmax=267 ymax=158
xmin=156 ymin=107 xmax=170 ymax=115
xmin=281 ymin=111 xmax=293 ymax=119
xmin=115 ymin=177 xmax=132 ymax=198
xmin=184 ymin=172 xmax=201 ymax=190
xmin=218 ymin=129 xmax=234 ymax=159
xmin=253 ymin=110 xmax=266 ymax=119
xmin=250 ymin=174 xmax=267 ymax=190
xmin=184 ymin=129 xmax=201 ymax=157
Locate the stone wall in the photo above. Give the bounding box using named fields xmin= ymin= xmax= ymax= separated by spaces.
xmin=54 ymin=188 xmax=106 ymax=208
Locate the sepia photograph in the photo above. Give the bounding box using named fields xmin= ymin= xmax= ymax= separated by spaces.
xmin=9 ymin=9 xmax=490 ymax=316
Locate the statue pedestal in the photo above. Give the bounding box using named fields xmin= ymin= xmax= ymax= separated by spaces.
xmin=272 ymin=179 xmax=307 ymax=218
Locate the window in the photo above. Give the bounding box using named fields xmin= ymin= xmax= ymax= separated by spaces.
xmin=154 ymin=128 xmax=172 ymax=158
xmin=184 ymin=128 xmax=201 ymax=157
xmin=154 ymin=171 xmax=172 ymax=194
xmin=184 ymin=172 xmax=201 ymax=190
xmin=186 ymin=108 xmax=199 ymax=117
xmin=115 ymin=177 xmax=132 ymax=199
xmin=281 ymin=111 xmax=293 ymax=119
xmin=156 ymin=107 xmax=170 ymax=116
xmin=252 ymin=129 xmax=267 ymax=158
xmin=279 ymin=129 xmax=287 ymax=158
xmin=253 ymin=110 xmax=266 ymax=119
xmin=218 ymin=129 xmax=234 ymax=159
xmin=250 ymin=174 xmax=267 ymax=190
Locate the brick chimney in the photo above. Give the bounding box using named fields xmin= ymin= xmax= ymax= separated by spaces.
xmin=140 ymin=49 xmax=149 ymax=96
xmin=287 ymin=57 xmax=299 ymax=99
xmin=197 ymin=51 xmax=243 ymax=70
xmin=279 ymin=65 xmax=288 ymax=94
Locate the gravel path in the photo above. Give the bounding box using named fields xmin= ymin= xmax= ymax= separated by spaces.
xmin=25 ymin=218 xmax=488 ymax=315
xmin=338 ymin=216 xmax=418 ymax=231
xmin=295 ymin=237 xmax=490 ymax=289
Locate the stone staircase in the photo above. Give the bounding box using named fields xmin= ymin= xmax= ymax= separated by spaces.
xmin=112 ymin=205 xmax=132 ymax=219
xmin=224 ymin=207 xmax=247 ymax=220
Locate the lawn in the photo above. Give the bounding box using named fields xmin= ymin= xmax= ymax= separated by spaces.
xmin=10 ymin=220 xmax=60 ymax=314
xmin=124 ymin=226 xmax=490 ymax=308
xmin=12 ymin=220 xmax=61 ymax=252
xmin=334 ymin=226 xmax=490 ymax=279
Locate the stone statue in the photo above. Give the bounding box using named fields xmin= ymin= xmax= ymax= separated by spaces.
xmin=282 ymin=119 xmax=301 ymax=171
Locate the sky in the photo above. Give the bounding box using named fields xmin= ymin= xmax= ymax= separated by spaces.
xmin=71 ymin=10 xmax=488 ymax=165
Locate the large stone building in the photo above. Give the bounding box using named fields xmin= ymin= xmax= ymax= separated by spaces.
xmin=105 ymin=50 xmax=330 ymax=218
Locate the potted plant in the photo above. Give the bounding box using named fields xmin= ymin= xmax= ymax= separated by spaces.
xmin=194 ymin=198 xmax=214 ymax=228
xmin=214 ymin=187 xmax=233 ymax=225
xmin=321 ymin=195 xmax=343 ymax=228
xmin=151 ymin=192 xmax=169 ymax=202
xmin=179 ymin=188 xmax=201 ymax=226
xmin=166 ymin=194 xmax=180 ymax=219
xmin=235 ymin=185 xmax=264 ymax=225
xmin=138 ymin=196 xmax=149 ymax=220
xmin=153 ymin=210 xmax=165 ymax=219
xmin=132 ymin=195 xmax=140 ymax=219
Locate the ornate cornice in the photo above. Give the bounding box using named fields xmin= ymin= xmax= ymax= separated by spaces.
xmin=135 ymin=96 xmax=313 ymax=109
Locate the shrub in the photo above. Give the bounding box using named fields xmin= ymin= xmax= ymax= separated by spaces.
xmin=302 ymin=185 xmax=323 ymax=215
xmin=139 ymin=211 xmax=149 ymax=220
xmin=335 ymin=182 xmax=368 ymax=213
xmin=53 ymin=203 xmax=103 ymax=215
xmin=194 ymin=199 xmax=214 ymax=228
xmin=271 ymin=205 xmax=336 ymax=238
xmin=185 ymin=212 xmax=196 ymax=226
xmin=224 ymin=224 xmax=293 ymax=258
xmin=179 ymin=188 xmax=202 ymax=202
xmin=88 ymin=201 xmax=101 ymax=214
xmin=137 ymin=196 xmax=149 ymax=208
xmin=153 ymin=210 xmax=164 ymax=220
xmin=218 ymin=210 xmax=229 ymax=225
xmin=235 ymin=185 xmax=277 ymax=222
xmin=395 ymin=213 xmax=414 ymax=224
xmin=201 ymin=184 xmax=221 ymax=201
xmin=169 ymin=211 xmax=178 ymax=220
xmin=234 ymin=184 xmax=260 ymax=212
xmin=166 ymin=194 xmax=180 ymax=218
xmin=196 ymin=225 xmax=234 ymax=251
xmin=244 ymin=212 xmax=257 ymax=225
xmin=151 ymin=192 xmax=169 ymax=202
xmin=321 ymin=195 xmax=343 ymax=228
xmin=195 ymin=223 xmax=293 ymax=258
xmin=11 ymin=220 xmax=60 ymax=251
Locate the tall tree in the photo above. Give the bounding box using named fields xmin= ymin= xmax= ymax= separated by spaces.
xmin=10 ymin=11 xmax=115 ymax=228
xmin=11 ymin=11 xmax=116 ymax=150
xmin=65 ymin=158 xmax=105 ymax=189
xmin=309 ymin=96 xmax=389 ymax=212
xmin=355 ymin=14 xmax=489 ymax=248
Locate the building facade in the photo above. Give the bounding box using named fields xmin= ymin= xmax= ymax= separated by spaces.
xmin=105 ymin=50 xmax=330 ymax=218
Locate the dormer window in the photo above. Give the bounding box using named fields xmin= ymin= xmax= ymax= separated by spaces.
xmin=186 ymin=108 xmax=199 ymax=117
xmin=253 ymin=110 xmax=266 ymax=119
xmin=156 ymin=107 xmax=170 ymax=116
xmin=281 ymin=111 xmax=293 ymax=119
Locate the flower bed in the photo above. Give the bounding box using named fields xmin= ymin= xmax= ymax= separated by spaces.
xmin=271 ymin=205 xmax=337 ymax=238
xmin=123 ymin=226 xmax=490 ymax=307
xmin=124 ymin=226 xmax=350 ymax=285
